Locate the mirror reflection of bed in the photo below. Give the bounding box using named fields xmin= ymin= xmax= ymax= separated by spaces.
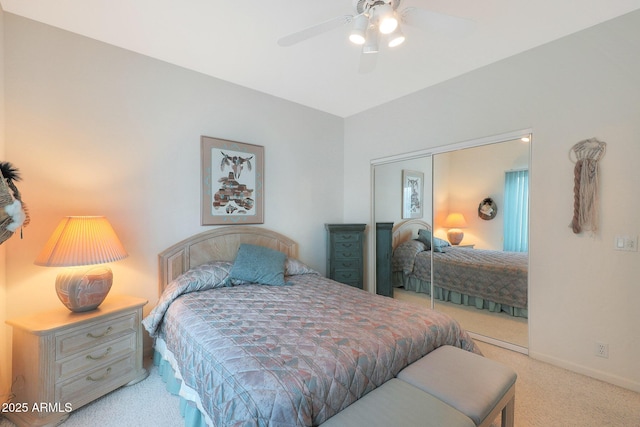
xmin=391 ymin=219 xmax=528 ymax=349
xmin=373 ymin=134 xmax=530 ymax=352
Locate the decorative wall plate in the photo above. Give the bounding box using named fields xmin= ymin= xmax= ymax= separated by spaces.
xmin=478 ymin=197 xmax=497 ymax=220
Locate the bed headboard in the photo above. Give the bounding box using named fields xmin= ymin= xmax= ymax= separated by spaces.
xmin=392 ymin=219 xmax=432 ymax=249
xmin=158 ymin=226 xmax=298 ymax=293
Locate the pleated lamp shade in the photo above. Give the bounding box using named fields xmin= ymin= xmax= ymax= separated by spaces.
xmin=35 ymin=216 xmax=128 ymax=312
xmin=443 ymin=213 xmax=468 ymax=245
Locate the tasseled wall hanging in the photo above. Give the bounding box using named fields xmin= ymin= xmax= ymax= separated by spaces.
xmin=569 ymin=138 xmax=606 ymax=234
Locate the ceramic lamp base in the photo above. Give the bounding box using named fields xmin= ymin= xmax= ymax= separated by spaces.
xmin=447 ymin=229 xmax=464 ymax=245
xmin=55 ymin=266 xmax=113 ymax=312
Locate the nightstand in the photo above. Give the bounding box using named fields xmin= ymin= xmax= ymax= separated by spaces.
xmin=5 ymin=295 xmax=148 ymax=427
xmin=326 ymin=224 xmax=366 ymax=289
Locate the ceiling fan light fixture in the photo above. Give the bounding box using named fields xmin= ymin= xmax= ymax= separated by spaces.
xmin=387 ymin=27 xmax=405 ymax=47
xmin=349 ymin=14 xmax=368 ymax=45
xmin=376 ymin=4 xmax=398 ymax=34
xmin=362 ymin=26 xmax=379 ymax=54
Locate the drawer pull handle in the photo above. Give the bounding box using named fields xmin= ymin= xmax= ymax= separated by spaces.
xmin=86 ymin=347 xmax=112 ymax=361
xmin=341 ymin=253 xmax=352 ymax=257
xmin=341 ymin=243 xmax=353 ymax=248
xmin=86 ymin=367 xmax=112 ymax=382
xmin=87 ymin=326 xmax=112 ymax=339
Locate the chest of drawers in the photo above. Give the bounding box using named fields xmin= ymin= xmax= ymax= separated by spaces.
xmin=5 ymin=295 xmax=148 ymax=427
xmin=326 ymin=224 xmax=366 ymax=289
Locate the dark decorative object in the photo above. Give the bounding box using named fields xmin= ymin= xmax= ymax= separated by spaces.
xmin=478 ymin=197 xmax=497 ymax=220
xmin=0 ymin=162 xmax=30 ymax=244
xmin=376 ymin=222 xmax=394 ymax=297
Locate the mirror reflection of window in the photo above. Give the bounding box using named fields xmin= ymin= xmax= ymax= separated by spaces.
xmin=504 ymin=170 xmax=529 ymax=252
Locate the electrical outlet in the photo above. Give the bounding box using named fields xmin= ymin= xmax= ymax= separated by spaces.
xmin=595 ymin=342 xmax=609 ymax=358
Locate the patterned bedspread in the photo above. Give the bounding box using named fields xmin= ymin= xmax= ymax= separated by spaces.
xmin=394 ymin=242 xmax=528 ymax=309
xmin=144 ymin=268 xmax=479 ymax=427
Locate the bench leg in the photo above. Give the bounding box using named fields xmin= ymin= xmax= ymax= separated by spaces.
xmin=501 ymin=395 xmax=515 ymax=427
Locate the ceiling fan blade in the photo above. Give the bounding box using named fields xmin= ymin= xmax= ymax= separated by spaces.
xmin=358 ymin=52 xmax=378 ymax=74
xmin=278 ymin=15 xmax=354 ymax=47
xmin=401 ymin=7 xmax=475 ymax=39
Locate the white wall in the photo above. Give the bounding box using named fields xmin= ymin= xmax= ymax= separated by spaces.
xmin=2 ymin=14 xmax=344 ymax=361
xmin=345 ymin=11 xmax=640 ymax=391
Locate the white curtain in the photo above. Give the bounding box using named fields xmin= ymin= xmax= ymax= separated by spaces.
xmin=503 ymin=170 xmax=529 ymax=252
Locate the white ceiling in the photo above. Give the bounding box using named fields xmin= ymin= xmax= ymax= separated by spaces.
xmin=2 ymin=1 xmax=640 ymax=117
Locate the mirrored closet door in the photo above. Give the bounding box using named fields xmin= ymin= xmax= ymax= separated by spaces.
xmin=372 ymin=131 xmax=531 ymax=352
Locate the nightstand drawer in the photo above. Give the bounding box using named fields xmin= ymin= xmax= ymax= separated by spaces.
xmin=56 ymin=312 xmax=137 ymax=358
xmin=57 ymin=353 xmax=137 ymax=404
xmin=57 ymin=334 xmax=137 ymax=381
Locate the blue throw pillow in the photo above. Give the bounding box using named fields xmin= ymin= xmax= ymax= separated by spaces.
xmin=417 ymin=228 xmax=450 ymax=252
xmin=433 ymin=236 xmax=451 ymax=253
xmin=416 ymin=229 xmax=432 ymax=250
xmin=227 ymin=243 xmax=287 ymax=286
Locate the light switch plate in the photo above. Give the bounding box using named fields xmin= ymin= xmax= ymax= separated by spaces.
xmin=614 ymin=235 xmax=638 ymax=252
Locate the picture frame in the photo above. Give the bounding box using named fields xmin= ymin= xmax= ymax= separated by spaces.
xmin=402 ymin=170 xmax=424 ymax=219
xmin=201 ymin=136 xmax=264 ymax=225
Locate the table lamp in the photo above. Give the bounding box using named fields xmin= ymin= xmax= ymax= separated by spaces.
xmin=443 ymin=212 xmax=468 ymax=245
xmin=34 ymin=216 xmax=128 ymax=312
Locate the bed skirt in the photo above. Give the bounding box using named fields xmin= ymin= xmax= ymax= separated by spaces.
xmin=153 ymin=338 xmax=211 ymax=427
xmin=393 ymin=272 xmax=528 ymax=318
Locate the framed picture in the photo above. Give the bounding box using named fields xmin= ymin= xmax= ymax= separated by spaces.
xmin=402 ymin=170 xmax=424 ymax=219
xmin=201 ymin=136 xmax=264 ymax=225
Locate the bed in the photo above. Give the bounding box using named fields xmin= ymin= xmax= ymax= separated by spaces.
xmin=392 ymin=219 xmax=528 ymax=318
xmin=143 ymin=226 xmax=480 ymax=427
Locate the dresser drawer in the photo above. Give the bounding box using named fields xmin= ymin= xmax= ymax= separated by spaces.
xmin=333 ymin=259 xmax=359 ymax=269
xmin=333 ymin=243 xmax=362 ymax=260
xmin=56 ymin=353 xmax=137 ymax=405
xmin=333 ymin=269 xmax=361 ymax=284
xmin=333 ymin=232 xmax=361 ymax=243
xmin=56 ymin=312 xmax=137 ymax=358
xmin=56 ymin=334 xmax=137 ymax=381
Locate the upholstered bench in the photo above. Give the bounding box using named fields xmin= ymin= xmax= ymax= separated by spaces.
xmin=397 ymin=345 xmax=517 ymax=427
xmin=320 ymin=378 xmax=475 ymax=427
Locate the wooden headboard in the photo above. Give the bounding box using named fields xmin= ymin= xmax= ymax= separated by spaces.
xmin=392 ymin=219 xmax=431 ymax=249
xmin=158 ymin=226 xmax=298 ymax=293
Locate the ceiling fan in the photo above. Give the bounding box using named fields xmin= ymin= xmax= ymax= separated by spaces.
xmin=278 ymin=0 xmax=475 ymax=72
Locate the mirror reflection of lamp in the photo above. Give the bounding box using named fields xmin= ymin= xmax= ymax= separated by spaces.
xmin=34 ymin=216 xmax=128 ymax=312
xmin=443 ymin=212 xmax=468 ymax=245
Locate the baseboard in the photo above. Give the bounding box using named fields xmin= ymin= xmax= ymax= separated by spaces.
xmin=528 ymin=350 xmax=640 ymax=393
xmin=470 ymin=332 xmax=529 ymax=355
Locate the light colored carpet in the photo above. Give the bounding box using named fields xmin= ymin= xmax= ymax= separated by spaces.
xmin=1 ymin=344 xmax=638 ymax=427
xmin=0 ymin=356 xmax=183 ymax=427
xmin=477 ymin=341 xmax=640 ymax=427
